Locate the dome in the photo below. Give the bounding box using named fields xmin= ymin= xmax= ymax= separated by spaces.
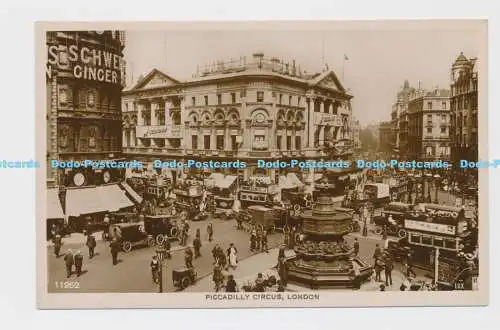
xmin=454 ymin=52 xmax=469 ymax=64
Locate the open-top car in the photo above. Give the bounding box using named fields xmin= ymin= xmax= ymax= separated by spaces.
xmin=143 ymin=215 xmax=180 ymax=245
xmin=373 ymin=202 xmax=414 ymax=238
xmin=109 ymin=222 xmax=154 ymax=253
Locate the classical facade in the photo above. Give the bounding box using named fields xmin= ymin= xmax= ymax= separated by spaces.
xmin=407 ymin=88 xmax=451 ymax=161
xmin=46 ymin=31 xmax=126 ymax=188
xmin=122 ymin=53 xmax=354 ymax=179
xmin=449 ymin=52 xmax=479 ymax=163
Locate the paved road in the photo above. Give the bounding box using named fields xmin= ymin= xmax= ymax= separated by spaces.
xmin=47 ymin=217 xmax=285 ymax=293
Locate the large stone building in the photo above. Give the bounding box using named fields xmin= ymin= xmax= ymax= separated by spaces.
xmin=122 ymin=53 xmax=354 ymax=180
xmin=407 ymin=88 xmax=451 ymax=161
xmin=46 ymin=31 xmax=132 ymax=230
xmin=390 ymin=80 xmax=416 ymax=158
xmin=46 ymin=31 xmax=126 ymax=188
xmin=450 ymin=52 xmax=479 ymax=163
xmin=378 ymin=121 xmax=393 ymax=153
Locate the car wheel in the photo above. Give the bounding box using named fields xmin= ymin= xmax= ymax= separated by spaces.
xmin=147 ymin=236 xmax=155 ymax=247
xmin=180 ymin=276 xmax=190 ymax=289
xmin=398 ymin=229 xmax=407 ymax=238
xmin=122 ymin=241 xmax=132 ymax=252
xmin=156 ymin=234 xmax=165 ymax=246
xmin=375 ymin=227 xmax=383 ymax=235
xmin=170 ymin=227 xmax=178 ymax=238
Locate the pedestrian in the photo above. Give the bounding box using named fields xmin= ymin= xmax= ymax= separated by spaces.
xmin=185 ymin=247 xmax=194 ymax=269
xmin=110 ymin=238 xmax=120 ymax=266
xmin=64 ymin=249 xmax=74 ymax=278
xmin=374 ymin=258 xmax=384 ymax=282
xmin=373 ymin=244 xmax=382 ymax=265
xmin=405 ymin=252 xmax=417 ymax=278
xmin=150 ymin=255 xmax=160 ymax=283
xmin=276 ymin=244 xmax=286 ymax=268
xmin=182 ymin=220 xmax=190 ymax=246
xmin=53 ymin=234 xmax=62 ymax=258
xmin=261 ymin=230 xmax=269 ymax=253
xmin=228 ymin=243 xmax=238 ymax=269
xmin=255 ymin=226 xmax=262 ymax=251
xmin=289 ymin=226 xmax=297 ymax=249
xmin=86 ymin=232 xmax=96 ymax=258
xmin=207 ymin=223 xmax=214 ymax=242
xmin=74 ymin=250 xmax=83 ymax=276
xmin=225 ymin=274 xmax=237 ymax=292
xmin=254 ymin=273 xmax=265 ymax=292
xmin=193 ymin=232 xmax=202 ymax=259
xmin=384 ymin=253 xmax=393 ymax=286
xmin=278 ymin=258 xmax=289 ymax=287
xmin=250 ymin=228 xmax=257 ymax=252
xmin=353 ymin=238 xmax=360 ymax=256
xmin=212 ymin=263 xmax=224 ymax=292
xmin=212 ymin=244 xmax=220 ymax=263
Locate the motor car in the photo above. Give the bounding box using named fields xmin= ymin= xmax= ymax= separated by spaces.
xmin=143 ymin=215 xmax=180 ymax=245
xmin=109 ymin=222 xmax=154 ymax=252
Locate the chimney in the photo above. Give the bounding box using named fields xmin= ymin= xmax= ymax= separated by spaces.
xmin=253 ymin=52 xmax=264 ymax=68
xmin=292 ymin=60 xmax=296 ymax=76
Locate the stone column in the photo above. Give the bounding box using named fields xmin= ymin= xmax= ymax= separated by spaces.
xmin=242 ymin=120 xmax=252 ymax=150
xmin=319 ymin=125 xmax=325 ymax=146
xmin=211 ymin=127 xmax=216 ymax=152
xmin=131 ymin=128 xmax=136 ymax=147
xmin=151 ymin=100 xmax=158 ymax=126
xmin=137 ymin=102 xmax=143 ymax=126
xmin=320 ymin=99 xmax=325 ymax=113
xmin=307 ymin=98 xmax=315 ymax=148
xmin=268 ymin=120 xmax=274 ymax=152
xmin=164 ymin=98 xmax=172 ymax=126
xmin=122 ymin=130 xmax=127 ymax=148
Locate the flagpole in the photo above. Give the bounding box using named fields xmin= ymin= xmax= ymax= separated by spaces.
xmin=342 ymin=56 xmax=345 ymax=81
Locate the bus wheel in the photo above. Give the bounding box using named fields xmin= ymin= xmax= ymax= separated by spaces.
xmin=283 ymin=225 xmax=291 ymax=234
xmin=398 ymin=229 xmax=407 ymax=238
xmin=156 ymin=234 xmax=165 ymax=246
xmin=374 ymin=227 xmax=383 ymax=235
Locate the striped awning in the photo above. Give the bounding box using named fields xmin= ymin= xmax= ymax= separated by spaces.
xmin=121 ymin=182 xmax=143 ymax=204
xmin=65 ymin=184 xmax=134 ymax=217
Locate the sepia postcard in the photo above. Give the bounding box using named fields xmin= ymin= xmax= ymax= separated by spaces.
xmin=36 ymin=20 xmax=488 ymax=309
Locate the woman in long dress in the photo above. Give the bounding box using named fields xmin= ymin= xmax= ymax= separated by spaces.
xmin=229 ymin=243 xmax=238 ymax=269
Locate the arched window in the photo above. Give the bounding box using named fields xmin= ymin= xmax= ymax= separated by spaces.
xmin=172 ymin=112 xmax=181 ymax=125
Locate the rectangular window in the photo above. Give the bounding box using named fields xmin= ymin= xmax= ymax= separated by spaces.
xmin=217 ymin=94 xmax=222 ymax=105
xmin=442 ymin=102 xmax=447 ymax=109
xmin=216 ymin=135 xmax=224 ymax=150
xmin=191 ymin=97 xmax=195 ymax=106
xmin=276 ymin=136 xmax=282 ymax=150
xmin=257 ymin=91 xmax=264 ymax=102
xmin=289 ymin=95 xmax=292 ymax=105
xmin=286 ymin=136 xmax=292 ymax=150
xmin=297 ymin=97 xmax=301 ymax=106
xmin=427 ymin=102 xmax=432 ymax=110
xmin=231 ymin=135 xmax=237 ymax=150
xmin=441 ymin=115 xmax=446 ymax=121
xmin=204 ymin=135 xmax=211 ymax=149
xmin=192 ymin=136 xmax=198 ymax=149
xmin=295 ymin=136 xmax=301 ymax=150
xmin=204 ymin=96 xmax=209 ymax=106
xmin=231 ymin=93 xmax=236 ymax=104
xmin=279 ymin=94 xmax=283 ymax=104
xmin=441 ymin=127 xmax=446 ymax=134
xmin=427 ymin=127 xmax=432 ymax=134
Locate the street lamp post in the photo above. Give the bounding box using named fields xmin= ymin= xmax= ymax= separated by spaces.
xmin=362 ymin=204 xmax=368 ymax=237
xmin=156 ymin=248 xmax=166 ymax=293
xmin=433 ymin=174 xmax=440 ymax=204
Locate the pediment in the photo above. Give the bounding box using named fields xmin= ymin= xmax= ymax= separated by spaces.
xmin=132 ymin=69 xmax=180 ymax=91
xmin=316 ymin=72 xmax=345 ymax=92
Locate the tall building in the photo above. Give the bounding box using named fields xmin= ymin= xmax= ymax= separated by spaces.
xmin=122 ymin=53 xmax=354 ymax=180
xmin=407 ymin=88 xmax=451 ymax=161
xmin=378 ymin=121 xmax=393 ymax=153
xmin=450 ymin=52 xmax=479 ymax=163
xmin=46 ymin=31 xmax=126 ymax=188
xmin=391 ymin=80 xmax=416 ymax=157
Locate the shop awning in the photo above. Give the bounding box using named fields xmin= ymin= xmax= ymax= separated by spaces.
xmin=217 ymin=175 xmax=237 ymax=189
xmin=286 ymin=173 xmax=303 ymax=187
xmin=98 ymin=184 xmax=134 ymax=211
xmin=120 ymin=182 xmax=143 ymax=204
xmin=279 ymin=176 xmax=296 ymax=190
xmin=47 ymin=188 xmax=64 ymax=219
xmin=66 ymin=187 xmax=109 ymax=217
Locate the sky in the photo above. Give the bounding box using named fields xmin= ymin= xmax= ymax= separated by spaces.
xmin=123 ymin=23 xmax=484 ymax=126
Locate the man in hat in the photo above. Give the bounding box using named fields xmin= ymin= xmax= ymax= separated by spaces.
xmin=384 ymin=251 xmax=394 ymax=286
xmin=86 ymin=232 xmax=97 ymax=258
xmin=110 ymin=238 xmax=120 ymax=266
xmin=64 ymin=249 xmax=74 ymax=278
xmin=53 ymin=234 xmax=62 ymax=258
xmin=353 ymin=238 xmax=360 ymax=256
xmin=185 ymin=247 xmax=194 ymax=269
xmin=74 ymin=250 xmax=84 ymax=277
xmin=207 ymin=222 xmax=214 ymax=242
xmin=193 ymin=229 xmax=202 ymax=258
